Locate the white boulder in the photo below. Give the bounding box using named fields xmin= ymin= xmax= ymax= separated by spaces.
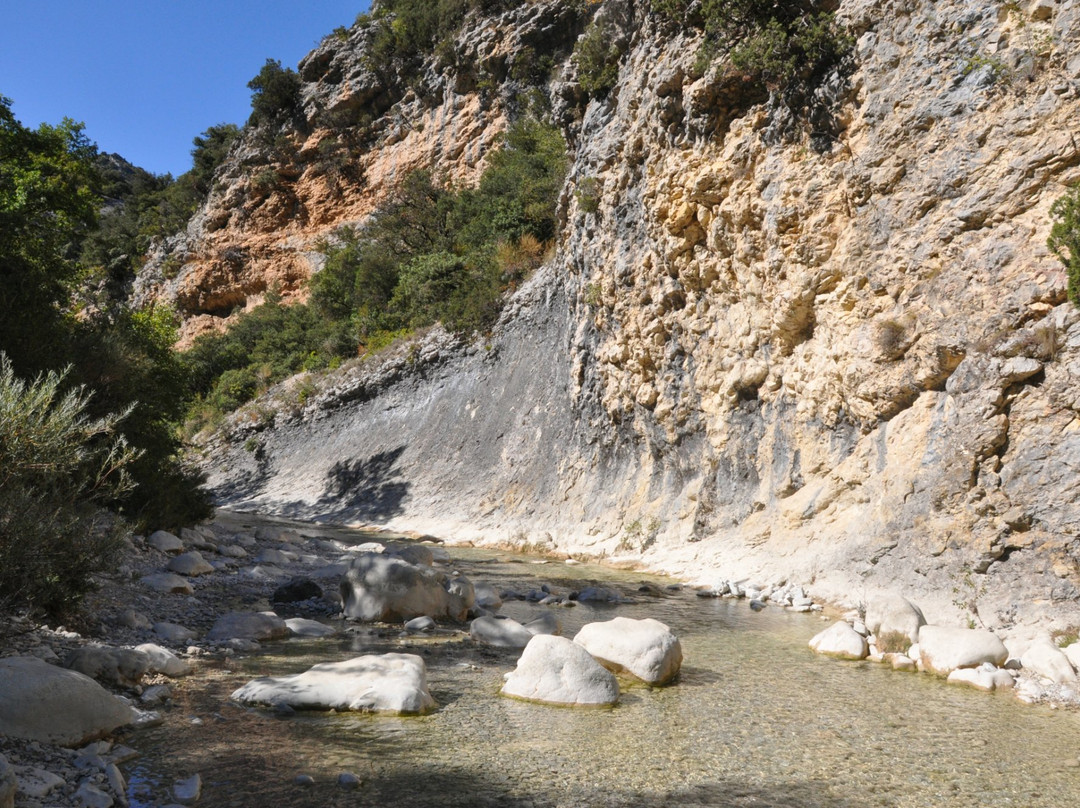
xmin=167 ymin=551 xmax=214 ymax=577
xmin=918 ymin=625 xmax=1008 ymax=675
xmin=1020 ymin=638 xmax=1078 ymax=684
xmin=573 ymin=617 xmax=683 ymax=685
xmin=231 ymin=654 xmax=436 ymax=714
xmin=808 ymin=621 xmax=869 ymax=661
xmin=1064 ymin=643 xmax=1080 ymax=671
xmin=501 ymin=635 xmax=619 ymax=706
xmin=947 ymin=664 xmax=1015 ymax=692
xmin=864 ymin=593 xmax=925 ymax=649
xmin=0 ymin=657 xmax=135 ymax=746
xmin=134 ymin=643 xmax=191 ymax=677
xmin=64 ymin=646 xmax=149 ymax=687
xmin=147 ymin=530 xmax=184 ymax=554
xmin=340 ymin=553 xmax=474 ymax=622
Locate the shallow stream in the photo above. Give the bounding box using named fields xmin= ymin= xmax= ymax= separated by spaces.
xmin=127 ymin=526 xmax=1080 ymax=807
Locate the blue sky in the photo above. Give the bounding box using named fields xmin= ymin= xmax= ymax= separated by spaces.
xmin=1 ymin=1 xmax=371 ymax=177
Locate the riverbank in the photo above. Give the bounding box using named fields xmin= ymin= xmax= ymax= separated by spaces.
xmin=3 ymin=511 xmax=1080 ymax=807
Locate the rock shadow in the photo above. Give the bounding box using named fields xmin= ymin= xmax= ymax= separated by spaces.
xmin=317 ymin=445 xmax=411 ymax=521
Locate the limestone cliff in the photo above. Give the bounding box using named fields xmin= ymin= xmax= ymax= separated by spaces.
xmin=193 ymin=0 xmax=1080 ymax=633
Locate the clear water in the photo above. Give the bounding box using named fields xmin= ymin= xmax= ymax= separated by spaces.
xmin=126 ymin=535 xmax=1080 ymax=807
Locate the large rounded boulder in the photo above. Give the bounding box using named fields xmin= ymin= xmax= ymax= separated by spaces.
xmin=231 ymin=653 xmax=436 ymax=715
xmin=0 ymin=657 xmax=135 ymax=746
xmin=809 ymin=621 xmax=869 ymax=661
xmin=501 ymin=635 xmax=619 ymax=706
xmin=865 ymin=593 xmax=926 ymax=650
xmin=918 ymin=625 xmax=1008 ymax=675
xmin=340 ymin=553 xmax=474 ymax=622
xmin=573 ymin=617 xmax=683 ymax=685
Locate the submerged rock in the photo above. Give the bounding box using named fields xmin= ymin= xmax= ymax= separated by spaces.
xmin=501 ymin=635 xmax=619 ymax=706
xmin=0 ymin=657 xmax=135 ymax=746
xmin=206 ymin=612 xmax=290 ymax=642
xmin=285 ymin=618 xmax=338 ymax=638
xmin=574 ymin=617 xmax=683 ymax=685
xmin=470 ymin=615 xmax=534 ymax=648
xmin=231 ymin=654 xmax=437 ymax=714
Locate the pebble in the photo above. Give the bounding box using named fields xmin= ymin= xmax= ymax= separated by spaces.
xmin=337 ymin=772 xmax=362 ymax=790
xmin=173 ymin=773 xmax=202 ymax=805
xmin=294 ymin=774 xmax=315 ymax=785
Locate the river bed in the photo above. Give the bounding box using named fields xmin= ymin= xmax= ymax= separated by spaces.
xmin=125 ymin=522 xmax=1080 ymax=807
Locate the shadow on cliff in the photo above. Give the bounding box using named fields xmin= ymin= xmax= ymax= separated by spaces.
xmin=314 ymin=445 xmax=411 ymax=522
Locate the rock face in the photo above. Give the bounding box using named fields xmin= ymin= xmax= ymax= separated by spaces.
xmin=918 ymin=626 xmax=1009 ymax=675
xmin=340 ymin=553 xmax=474 ymax=622
xmin=0 ymin=657 xmax=135 ymax=746
xmin=809 ymin=622 xmax=870 ymax=661
xmin=573 ymin=617 xmax=683 ymax=684
xmin=195 ymin=0 xmax=1080 ymax=632
xmin=231 ymin=654 xmax=437 ymax=714
xmin=501 ymin=635 xmax=620 ymax=707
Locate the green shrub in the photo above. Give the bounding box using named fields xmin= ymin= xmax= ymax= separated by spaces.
xmin=651 ymin=0 xmax=852 ymax=101
xmin=1048 ymin=184 xmax=1080 ymax=305
xmin=0 ymin=355 xmax=138 ymax=617
xmin=247 ymin=58 xmax=303 ymax=127
xmin=573 ymin=19 xmax=625 ymax=96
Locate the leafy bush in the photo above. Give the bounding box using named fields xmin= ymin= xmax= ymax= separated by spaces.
xmin=365 ymin=0 xmax=530 ymax=84
xmin=1 ymin=96 xmax=211 ymax=532
xmin=183 ymin=291 xmax=354 ymax=412
xmin=651 ymin=0 xmax=852 ymax=106
xmin=0 ymin=355 xmax=137 ymax=616
xmin=187 ymin=116 xmax=566 ymax=422
xmin=573 ymin=18 xmax=625 ymax=96
xmin=247 ymin=58 xmax=303 ymax=127
xmin=1048 ymin=184 xmax=1080 ymax=305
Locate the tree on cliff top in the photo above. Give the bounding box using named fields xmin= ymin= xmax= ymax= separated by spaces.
xmin=247 ymin=58 xmax=303 ymax=127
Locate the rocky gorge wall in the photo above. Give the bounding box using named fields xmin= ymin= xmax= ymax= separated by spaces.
xmin=197 ymin=0 xmax=1080 ymax=635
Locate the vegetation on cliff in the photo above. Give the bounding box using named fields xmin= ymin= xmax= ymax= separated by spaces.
xmin=182 ymin=115 xmax=567 ymax=420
